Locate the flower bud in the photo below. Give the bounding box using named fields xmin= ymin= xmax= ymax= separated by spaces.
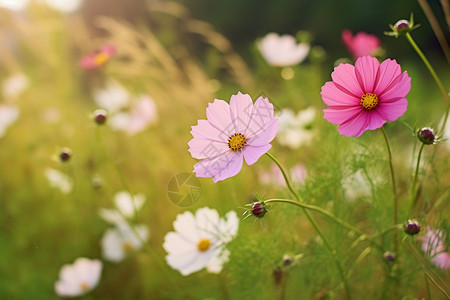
xmin=93 ymin=109 xmax=107 ymax=125
xmin=417 ymin=127 xmax=435 ymax=145
xmin=251 ymin=201 xmax=267 ymax=218
xmin=394 ymin=20 xmax=410 ymax=32
xmin=282 ymin=254 xmax=293 ymax=266
xmin=404 ymin=219 xmax=420 ymax=235
xmin=59 ymin=148 xmax=72 ymax=162
xmin=383 ymin=251 xmax=395 ymax=262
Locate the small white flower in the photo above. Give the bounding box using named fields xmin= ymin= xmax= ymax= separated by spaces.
xmin=258 ymin=33 xmax=310 ymax=67
xmin=45 ymin=168 xmax=72 ymax=194
xmin=2 ymin=73 xmax=29 ymax=101
xmin=54 ymin=257 xmax=102 ymax=297
xmin=108 ymin=95 xmax=158 ymax=135
xmin=0 ymin=0 xmax=29 ymax=11
xmin=163 ymin=207 xmax=239 ymax=276
xmin=93 ymin=80 xmax=129 ymax=114
xmin=0 ymin=105 xmax=19 ymax=138
xmin=99 ymin=191 xmax=145 ymax=225
xmin=277 ymin=107 xmax=316 ymax=149
xmin=43 ymin=0 xmax=82 ymax=13
xmin=101 ymin=224 xmax=149 ymax=263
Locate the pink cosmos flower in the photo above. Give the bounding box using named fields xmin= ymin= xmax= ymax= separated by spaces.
xmin=342 ymin=29 xmax=381 ymax=59
xmin=79 ymin=44 xmax=117 ymax=69
xmin=188 ymin=92 xmax=278 ymax=183
xmin=321 ymin=56 xmax=410 ymax=137
xmin=422 ymin=229 xmax=450 ymax=270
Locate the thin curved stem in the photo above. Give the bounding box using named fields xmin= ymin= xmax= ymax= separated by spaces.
xmin=408 ymin=143 xmax=425 ymax=217
xmin=405 ymin=32 xmax=449 ymax=134
xmin=95 ymin=126 xmax=176 ymax=288
xmin=380 ymin=127 xmax=398 ymax=255
xmin=265 ymin=153 xmax=352 ymax=300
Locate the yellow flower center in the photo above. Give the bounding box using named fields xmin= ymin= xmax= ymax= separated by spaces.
xmin=94 ymin=52 xmax=110 ymax=66
xmin=227 ymin=133 xmax=247 ymax=151
xmin=360 ymin=93 xmax=379 ymax=110
xmin=122 ymin=241 xmax=135 ymax=253
xmin=197 ymin=238 xmax=211 ymax=252
xmin=79 ymin=282 xmax=90 ymax=292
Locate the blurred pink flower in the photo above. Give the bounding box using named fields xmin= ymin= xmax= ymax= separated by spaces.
xmin=55 ymin=258 xmax=102 ymax=297
xmin=422 ymin=229 xmax=450 ymax=270
xmin=321 ymin=56 xmax=410 ymax=137
xmin=342 ymin=30 xmax=381 ymax=59
xmin=259 ymin=163 xmax=306 ymax=186
xmin=258 ymin=33 xmax=310 ymax=67
xmin=188 ymin=92 xmax=278 ymax=182
xmin=79 ymin=45 xmax=116 ymax=69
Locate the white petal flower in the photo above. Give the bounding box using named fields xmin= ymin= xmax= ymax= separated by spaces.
xmin=277 ymin=107 xmax=316 ymax=149
xmin=2 ymin=73 xmax=29 ymax=101
xmin=98 ymin=191 xmax=145 ymax=226
xmin=0 ymin=105 xmax=19 ymax=138
xmin=258 ymin=33 xmax=310 ymax=67
xmin=44 ymin=0 xmax=82 ymax=13
xmin=45 ymin=168 xmax=72 ymax=194
xmin=126 ymin=95 xmax=158 ymax=135
xmin=101 ymin=224 xmax=149 ymax=263
xmin=54 ymin=257 xmax=102 ymax=297
xmin=0 ymin=0 xmax=29 ymax=11
xmin=93 ymin=80 xmax=129 ymax=114
xmin=163 ymin=207 xmax=239 ymax=276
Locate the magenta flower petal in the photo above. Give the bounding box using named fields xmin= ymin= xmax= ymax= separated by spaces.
xmin=337 ymin=110 xmax=369 ymax=137
xmin=189 ymin=93 xmax=278 ymax=182
xmin=229 ymin=92 xmax=253 ymax=133
xmin=331 ymin=63 xmax=363 ymax=98
xmin=79 ymin=44 xmax=116 ymax=70
xmin=342 ymin=30 xmax=381 ymax=59
xmin=321 ymin=56 xmax=411 ymax=137
xmin=355 ymin=56 xmax=379 ymax=92
xmin=244 ymin=144 xmax=272 ymax=166
xmin=374 ymin=59 xmax=401 ymax=94
xmin=321 ymin=81 xmax=360 ymax=107
xmin=432 ymin=252 xmax=450 ymax=270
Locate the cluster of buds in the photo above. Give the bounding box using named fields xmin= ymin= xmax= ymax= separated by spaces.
xmin=385 ymin=14 xmax=421 ymax=38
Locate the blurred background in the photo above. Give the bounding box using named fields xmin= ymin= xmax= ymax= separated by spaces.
xmin=0 ymin=0 xmax=449 ymax=299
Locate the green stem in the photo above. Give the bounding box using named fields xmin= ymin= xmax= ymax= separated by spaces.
xmin=95 ymin=126 xmax=176 ymax=288
xmin=265 ymin=153 xmax=352 ymax=300
xmin=264 ymin=199 xmax=365 ymax=236
xmin=425 ymin=273 xmax=432 ymax=300
xmin=380 ymin=127 xmax=398 ymax=255
xmin=95 ymin=127 xmax=139 ymax=218
xmin=405 ymin=32 xmax=450 ymax=134
xmin=408 ymin=143 xmax=425 ymax=217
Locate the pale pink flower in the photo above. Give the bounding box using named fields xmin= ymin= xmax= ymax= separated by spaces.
xmin=188 ymin=92 xmax=278 ymax=182
xmin=321 ymin=56 xmax=410 ymax=137
xmin=258 ymin=33 xmax=310 ymax=67
xmin=55 ymin=258 xmax=102 ymax=297
xmin=259 ymin=163 xmax=306 ymax=187
xmin=342 ymin=29 xmax=381 ymax=59
xmin=422 ymin=229 xmax=450 ymax=270
xmin=79 ymin=45 xmax=116 ymax=69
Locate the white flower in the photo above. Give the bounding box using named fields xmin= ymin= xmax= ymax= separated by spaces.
xmin=93 ymin=80 xmax=129 ymax=114
xmin=101 ymin=224 xmax=149 ymax=263
xmin=163 ymin=207 xmax=239 ymax=276
xmin=45 ymin=168 xmax=72 ymax=194
xmin=109 ymin=95 xmax=158 ymax=135
xmin=0 ymin=0 xmax=29 ymax=11
xmin=54 ymin=257 xmax=102 ymax=297
xmin=258 ymin=33 xmax=310 ymax=67
xmin=0 ymin=105 xmax=19 ymax=138
xmin=2 ymin=73 xmax=29 ymax=101
xmin=277 ymin=107 xmax=316 ymax=149
xmin=43 ymin=0 xmax=82 ymax=13
xmin=99 ymin=191 xmax=145 ymax=225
